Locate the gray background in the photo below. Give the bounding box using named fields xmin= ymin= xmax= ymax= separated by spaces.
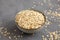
xmin=0 ymin=0 xmax=60 ymax=40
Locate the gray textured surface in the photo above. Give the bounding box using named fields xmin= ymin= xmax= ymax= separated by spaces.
xmin=0 ymin=0 xmax=60 ymax=40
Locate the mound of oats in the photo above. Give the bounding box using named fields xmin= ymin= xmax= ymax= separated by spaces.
xmin=15 ymin=10 xmax=45 ymax=29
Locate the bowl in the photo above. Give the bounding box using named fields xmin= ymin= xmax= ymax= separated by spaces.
xmin=15 ymin=9 xmax=46 ymax=33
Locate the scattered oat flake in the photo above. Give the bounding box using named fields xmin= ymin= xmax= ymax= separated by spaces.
xmin=58 ymin=0 xmax=60 ymax=1
xmin=20 ymin=35 xmax=23 ymax=38
xmin=17 ymin=35 xmax=20 ymax=38
xmin=52 ymin=12 xmax=60 ymax=17
xmin=46 ymin=16 xmax=48 ymax=19
xmin=1 ymin=32 xmax=3 ymax=34
xmin=50 ymin=7 xmax=53 ymax=9
xmin=33 ymin=1 xmax=36 ymax=4
xmin=9 ymin=36 xmax=11 ymax=39
xmin=47 ymin=12 xmax=51 ymax=15
xmin=48 ymin=0 xmax=50 ymax=2
xmin=57 ymin=7 xmax=60 ymax=10
xmin=42 ymin=29 xmax=60 ymax=40
xmin=48 ymin=3 xmax=52 ymax=7
xmin=45 ymin=26 xmax=48 ymax=28
xmin=0 ymin=36 xmax=1 ymax=38
xmin=43 ymin=0 xmax=46 ymax=3
xmin=33 ymin=5 xmax=36 ymax=7
xmin=50 ymin=16 xmax=54 ymax=18
xmin=15 ymin=38 xmax=18 ymax=40
xmin=14 ymin=36 xmax=16 ymax=38
xmin=41 ymin=3 xmax=43 ymax=6
xmin=0 ymin=27 xmax=4 ymax=32
xmin=45 ymin=21 xmax=52 ymax=25
xmin=38 ymin=2 xmax=40 ymax=4
xmin=28 ymin=8 xmax=30 ymax=9
xmin=14 ymin=29 xmax=17 ymax=32
xmin=32 ymin=7 xmax=34 ymax=8
xmin=42 ymin=35 xmax=47 ymax=40
xmin=46 ymin=35 xmax=49 ymax=37
xmin=44 ymin=10 xmax=47 ymax=13
xmin=58 ymin=24 xmax=60 ymax=26
xmin=4 ymin=34 xmax=7 ymax=36
xmin=49 ymin=10 xmax=52 ymax=12
xmin=42 ymin=35 xmax=44 ymax=38
xmin=4 ymin=31 xmax=7 ymax=33
xmin=44 ymin=37 xmax=47 ymax=40
xmin=4 ymin=28 xmax=7 ymax=30
xmin=7 ymin=32 xmax=10 ymax=35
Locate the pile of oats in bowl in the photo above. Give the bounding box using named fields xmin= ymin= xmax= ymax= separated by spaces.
xmin=15 ymin=10 xmax=45 ymax=30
